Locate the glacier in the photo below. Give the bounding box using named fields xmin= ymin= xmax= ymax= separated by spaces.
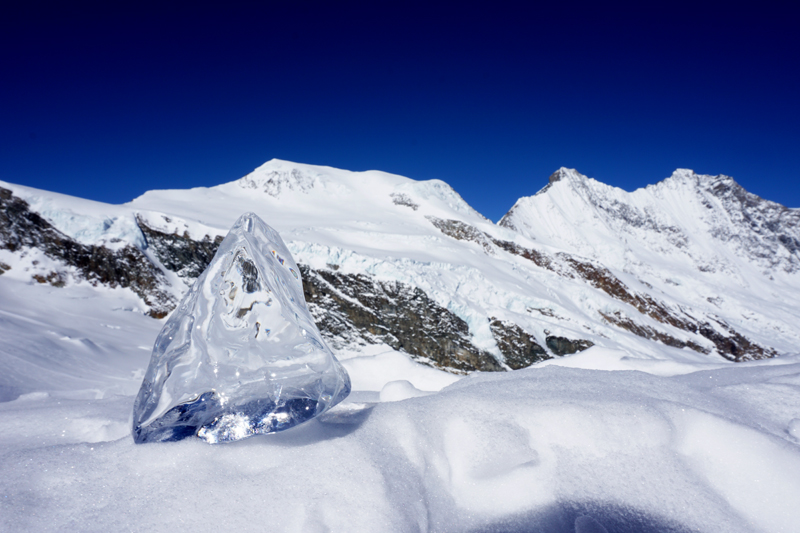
xmin=4 ymin=160 xmax=800 ymax=364
xmin=1 ymin=160 xmax=800 ymax=531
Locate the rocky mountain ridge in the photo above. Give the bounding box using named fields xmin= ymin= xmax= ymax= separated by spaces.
xmin=501 ymin=167 xmax=800 ymax=276
xmin=1 ymin=160 xmax=798 ymax=371
xmin=0 ymin=186 xmax=575 ymax=372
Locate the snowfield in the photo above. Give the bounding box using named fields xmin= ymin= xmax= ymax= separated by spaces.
xmin=1 ymin=160 xmax=800 ymax=532
xmin=1 ymin=278 xmax=799 ymax=532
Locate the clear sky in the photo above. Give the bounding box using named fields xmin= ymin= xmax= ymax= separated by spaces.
xmin=2 ymin=1 xmax=799 ymax=221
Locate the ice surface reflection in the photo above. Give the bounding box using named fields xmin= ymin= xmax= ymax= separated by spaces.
xmin=132 ymin=213 xmax=350 ymax=444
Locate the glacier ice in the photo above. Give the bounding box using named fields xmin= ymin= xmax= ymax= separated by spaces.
xmin=132 ymin=213 xmax=350 ymax=444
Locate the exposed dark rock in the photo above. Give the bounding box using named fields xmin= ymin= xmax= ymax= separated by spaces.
xmin=0 ymin=261 xmax=10 ymax=274
xmin=490 ymin=237 xmax=556 ymax=271
xmin=693 ymin=318 xmax=776 ymax=362
xmin=569 ymin=256 xmax=773 ymax=361
xmin=239 ymin=168 xmax=316 ymax=196
xmin=544 ymin=336 xmax=594 ymax=356
xmin=503 ymin=169 xmax=564 ymax=204
xmin=490 ymin=234 xmax=773 ymax=361
xmin=489 ymin=318 xmax=550 ymax=369
xmin=32 ymin=271 xmax=66 ymax=287
xmin=390 ymin=193 xmax=419 ymax=210
xmin=702 ymin=174 xmax=800 ymax=272
xmin=0 ymin=187 xmax=175 ymax=318
xmin=119 ymin=220 xmax=505 ymax=372
xmin=427 ymin=216 xmax=494 ymax=253
xmin=300 ymin=265 xmax=503 ymax=373
xmin=599 ymin=311 xmax=707 ymax=353
xmin=136 ymin=215 xmax=223 ymax=280
xmin=597 ymin=310 xmax=773 ymax=362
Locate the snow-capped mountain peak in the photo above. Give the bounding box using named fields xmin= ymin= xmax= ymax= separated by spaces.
xmin=2 ymin=160 xmax=799 ymax=373
xmin=534 ymin=167 xmax=595 ymax=196
xmin=546 ymin=166 xmax=585 ymax=185
xmin=502 ymin=167 xmax=800 ymax=274
xmin=668 ymin=167 xmax=696 ymax=180
xmin=238 ymin=160 xmax=323 ymax=196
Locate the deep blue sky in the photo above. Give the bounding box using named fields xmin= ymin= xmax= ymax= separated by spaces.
xmin=2 ymin=1 xmax=799 ymax=220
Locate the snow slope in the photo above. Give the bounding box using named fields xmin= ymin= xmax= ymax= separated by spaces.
xmin=2 ymin=160 xmax=800 ymax=531
xmin=500 ymin=168 xmax=800 ymax=277
xmin=499 ymin=167 xmax=800 ymax=356
xmin=6 ymin=159 xmax=799 ymax=365
xmin=1 ymin=277 xmax=799 ymax=532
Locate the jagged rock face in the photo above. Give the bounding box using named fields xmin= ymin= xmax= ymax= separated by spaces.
xmin=300 ymin=266 xmax=503 ymax=373
xmin=490 ymin=235 xmax=774 ymax=361
xmin=128 ymin=220 xmax=504 ymax=373
xmin=0 ymin=188 xmax=175 ymax=318
xmin=427 ymin=216 xmax=495 ymax=254
xmin=390 ymin=193 xmax=419 ymax=210
xmin=697 ymin=174 xmax=800 ymax=271
xmin=492 ymin=168 xmax=795 ymax=361
xmin=136 ymin=216 xmax=223 ymax=280
xmin=423 ymin=212 xmax=774 ymax=362
xmin=545 ymin=336 xmax=594 ymax=356
xmin=238 ymin=168 xmax=318 ymax=196
xmin=500 ymin=168 xmax=800 ymax=275
xmin=489 ymin=318 xmax=551 ymax=368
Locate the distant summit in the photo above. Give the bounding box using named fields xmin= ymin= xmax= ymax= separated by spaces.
xmin=501 ymin=167 xmax=800 ymax=277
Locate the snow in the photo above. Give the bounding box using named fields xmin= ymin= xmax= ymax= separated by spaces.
xmin=1 ymin=275 xmax=799 ymax=532
xmin=2 ymin=160 xmax=800 ymax=531
xmin=4 ymin=160 xmax=799 ymax=357
xmin=0 ymin=180 xmax=147 ymax=249
xmin=500 ymin=167 xmax=800 ymax=355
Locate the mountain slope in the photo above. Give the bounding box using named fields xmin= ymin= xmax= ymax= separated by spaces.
xmin=500 ymin=167 xmax=800 ymax=357
xmin=500 ymin=168 xmax=800 ymax=276
xmin=2 ymin=161 xmax=800 ymax=533
xmin=2 ymin=160 xmax=798 ymax=382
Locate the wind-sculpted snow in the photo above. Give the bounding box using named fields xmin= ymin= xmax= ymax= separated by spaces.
xmin=3 ymin=161 xmax=800 ymax=530
xmin=132 ymin=213 xmax=350 ymax=443
xmin=1 ymin=280 xmax=799 ymax=533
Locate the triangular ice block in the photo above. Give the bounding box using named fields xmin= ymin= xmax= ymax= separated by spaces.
xmin=132 ymin=213 xmax=350 ymax=444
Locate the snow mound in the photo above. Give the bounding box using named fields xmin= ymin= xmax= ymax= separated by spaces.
xmin=2 ymin=351 xmax=799 ymax=532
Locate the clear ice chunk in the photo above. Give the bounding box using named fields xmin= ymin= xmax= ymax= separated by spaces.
xmin=132 ymin=213 xmax=350 ymax=444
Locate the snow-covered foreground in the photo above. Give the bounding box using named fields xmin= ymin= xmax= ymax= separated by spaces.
xmin=2 ymin=279 xmax=799 ymax=532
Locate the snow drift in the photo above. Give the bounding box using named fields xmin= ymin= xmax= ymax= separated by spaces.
xmin=1 ymin=161 xmax=799 ymax=532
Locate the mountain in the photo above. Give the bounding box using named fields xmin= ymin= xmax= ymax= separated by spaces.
xmin=500 ymin=167 xmax=800 ymax=358
xmin=500 ymin=167 xmax=800 ymax=276
xmin=2 ymin=161 xmax=800 ymax=532
xmin=1 ymin=160 xmax=799 ymax=394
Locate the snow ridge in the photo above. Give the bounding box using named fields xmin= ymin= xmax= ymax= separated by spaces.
xmin=502 ymin=168 xmax=800 ymax=276
xmin=3 ymin=162 xmax=800 ymax=532
xmin=3 ymin=161 xmax=800 ymax=368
